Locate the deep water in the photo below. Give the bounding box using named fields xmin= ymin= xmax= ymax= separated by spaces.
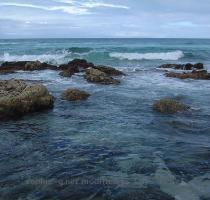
xmin=0 ymin=38 xmax=210 ymax=200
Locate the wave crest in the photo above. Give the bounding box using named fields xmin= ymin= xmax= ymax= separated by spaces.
xmin=109 ymin=50 xmax=184 ymax=61
xmin=0 ymin=51 xmax=70 ymax=65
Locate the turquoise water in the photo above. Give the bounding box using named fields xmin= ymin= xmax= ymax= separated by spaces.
xmin=0 ymin=39 xmax=210 ymax=200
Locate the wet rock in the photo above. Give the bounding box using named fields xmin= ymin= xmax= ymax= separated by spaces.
xmin=0 ymin=79 xmax=54 ymax=120
xmin=153 ymin=98 xmax=189 ymax=114
xmin=61 ymin=88 xmax=90 ymax=101
xmin=59 ymin=69 xmax=75 ymax=77
xmin=159 ymin=63 xmax=204 ymax=70
xmin=93 ymin=65 xmax=125 ymax=76
xmin=59 ymin=59 xmax=94 ymax=77
xmin=0 ymin=61 xmax=57 ymax=72
xmin=85 ymin=68 xmax=120 ymax=85
xmin=166 ymin=70 xmax=210 ymax=80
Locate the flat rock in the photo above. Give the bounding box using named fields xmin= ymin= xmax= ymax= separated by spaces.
xmin=61 ymin=89 xmax=90 ymax=101
xmin=0 ymin=61 xmax=57 ymax=73
xmin=159 ymin=63 xmax=204 ymax=70
xmin=0 ymin=79 xmax=54 ymax=120
xmin=153 ymin=98 xmax=189 ymax=114
xmin=93 ymin=65 xmax=125 ymax=76
xmin=166 ymin=70 xmax=210 ymax=80
xmin=85 ymin=68 xmax=120 ymax=85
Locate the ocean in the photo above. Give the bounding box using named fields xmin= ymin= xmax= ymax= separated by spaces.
xmin=0 ymin=38 xmax=210 ymax=200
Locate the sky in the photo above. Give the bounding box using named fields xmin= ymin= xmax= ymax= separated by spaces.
xmin=0 ymin=0 xmax=210 ymax=38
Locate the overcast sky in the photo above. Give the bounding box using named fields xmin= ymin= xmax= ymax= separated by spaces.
xmin=0 ymin=0 xmax=210 ymax=38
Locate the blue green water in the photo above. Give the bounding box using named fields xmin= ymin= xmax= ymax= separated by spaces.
xmin=0 ymin=39 xmax=210 ymax=200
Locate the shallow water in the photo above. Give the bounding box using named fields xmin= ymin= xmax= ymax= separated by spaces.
xmin=0 ymin=39 xmax=210 ymax=200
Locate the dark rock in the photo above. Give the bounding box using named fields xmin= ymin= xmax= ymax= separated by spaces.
xmin=159 ymin=63 xmax=204 ymax=71
xmin=59 ymin=59 xmax=94 ymax=77
xmin=93 ymin=65 xmax=125 ymax=76
xmin=85 ymin=68 xmax=120 ymax=85
xmin=0 ymin=79 xmax=54 ymax=120
xmin=166 ymin=70 xmax=210 ymax=80
xmin=61 ymin=89 xmax=90 ymax=101
xmin=153 ymin=98 xmax=189 ymax=114
xmin=0 ymin=61 xmax=57 ymax=73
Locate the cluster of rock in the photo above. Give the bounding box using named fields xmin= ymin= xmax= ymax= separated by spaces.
xmin=59 ymin=59 xmax=124 ymax=84
xmin=0 ymin=79 xmax=54 ymax=120
xmin=158 ymin=63 xmax=210 ymax=80
xmin=0 ymin=59 xmax=125 ymax=85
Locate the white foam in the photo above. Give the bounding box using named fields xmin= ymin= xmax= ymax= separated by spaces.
xmin=0 ymin=50 xmax=71 ymax=65
xmin=109 ymin=50 xmax=184 ymax=61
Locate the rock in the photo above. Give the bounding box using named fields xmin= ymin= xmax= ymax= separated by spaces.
xmin=0 ymin=61 xmax=57 ymax=73
xmin=61 ymin=89 xmax=90 ymax=101
xmin=93 ymin=65 xmax=125 ymax=76
xmin=158 ymin=63 xmax=204 ymax=70
xmin=59 ymin=59 xmax=94 ymax=77
xmin=0 ymin=79 xmax=54 ymax=120
xmin=153 ymin=98 xmax=189 ymax=114
xmin=85 ymin=68 xmax=120 ymax=85
xmin=166 ymin=70 xmax=210 ymax=80
xmin=59 ymin=70 xmax=75 ymax=77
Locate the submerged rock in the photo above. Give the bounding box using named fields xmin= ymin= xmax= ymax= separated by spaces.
xmin=93 ymin=65 xmax=125 ymax=76
xmin=166 ymin=70 xmax=210 ymax=80
xmin=85 ymin=67 xmax=120 ymax=85
xmin=153 ymin=98 xmax=189 ymax=114
xmin=0 ymin=61 xmax=57 ymax=73
xmin=0 ymin=79 xmax=54 ymax=120
xmin=61 ymin=89 xmax=90 ymax=101
xmin=159 ymin=63 xmax=204 ymax=70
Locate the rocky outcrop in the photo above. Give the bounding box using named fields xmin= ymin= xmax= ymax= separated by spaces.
xmin=85 ymin=68 xmax=120 ymax=85
xmin=61 ymin=89 xmax=90 ymax=101
xmin=93 ymin=65 xmax=125 ymax=76
xmin=166 ymin=70 xmax=210 ymax=80
xmin=159 ymin=63 xmax=204 ymax=70
xmin=0 ymin=79 xmax=54 ymax=120
xmin=0 ymin=61 xmax=57 ymax=73
xmin=153 ymin=98 xmax=189 ymax=114
xmin=59 ymin=59 xmax=94 ymax=77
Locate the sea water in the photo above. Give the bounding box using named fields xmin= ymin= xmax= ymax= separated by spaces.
xmin=0 ymin=38 xmax=210 ymax=200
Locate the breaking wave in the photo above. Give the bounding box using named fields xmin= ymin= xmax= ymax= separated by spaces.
xmin=0 ymin=50 xmax=71 ymax=65
xmin=109 ymin=50 xmax=184 ymax=61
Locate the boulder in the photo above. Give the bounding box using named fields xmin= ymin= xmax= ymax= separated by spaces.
xmin=166 ymin=70 xmax=210 ymax=80
xmin=0 ymin=61 xmax=57 ymax=72
xmin=158 ymin=63 xmax=204 ymax=70
xmin=0 ymin=79 xmax=54 ymax=120
xmin=93 ymin=65 xmax=125 ymax=76
xmin=61 ymin=89 xmax=90 ymax=101
xmin=85 ymin=68 xmax=120 ymax=85
xmin=153 ymin=98 xmax=189 ymax=114
xmin=59 ymin=69 xmax=75 ymax=77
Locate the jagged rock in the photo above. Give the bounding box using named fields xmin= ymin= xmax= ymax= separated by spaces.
xmin=61 ymin=89 xmax=90 ymax=101
xmin=59 ymin=59 xmax=94 ymax=77
xmin=93 ymin=65 xmax=125 ymax=76
xmin=166 ymin=70 xmax=210 ymax=80
xmin=0 ymin=79 xmax=54 ymax=120
xmin=0 ymin=61 xmax=57 ymax=73
xmin=85 ymin=68 xmax=120 ymax=85
xmin=153 ymin=98 xmax=189 ymax=114
xmin=159 ymin=63 xmax=204 ymax=70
